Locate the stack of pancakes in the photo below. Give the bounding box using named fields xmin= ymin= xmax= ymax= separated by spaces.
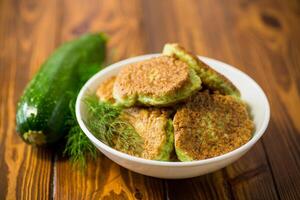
xmin=96 ymin=44 xmax=253 ymax=161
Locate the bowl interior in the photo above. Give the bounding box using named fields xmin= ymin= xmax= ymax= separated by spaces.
xmin=76 ymin=54 xmax=270 ymax=166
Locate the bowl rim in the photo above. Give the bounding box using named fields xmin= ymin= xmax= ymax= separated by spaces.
xmin=76 ymin=54 xmax=270 ymax=167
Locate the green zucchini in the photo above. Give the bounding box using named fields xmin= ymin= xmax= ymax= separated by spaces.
xmin=16 ymin=33 xmax=107 ymax=145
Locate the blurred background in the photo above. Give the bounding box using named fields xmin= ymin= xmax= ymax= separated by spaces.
xmin=0 ymin=0 xmax=299 ymax=199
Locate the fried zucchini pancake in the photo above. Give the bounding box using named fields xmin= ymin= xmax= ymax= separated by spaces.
xmin=113 ymin=56 xmax=201 ymax=107
xmin=173 ymin=91 xmax=253 ymax=161
xmin=96 ymin=76 xmax=116 ymax=103
xmin=163 ymin=43 xmax=240 ymax=97
xmin=120 ymin=107 xmax=174 ymax=161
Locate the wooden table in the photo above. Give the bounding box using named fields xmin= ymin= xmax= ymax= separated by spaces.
xmin=1 ymin=0 xmax=299 ymax=199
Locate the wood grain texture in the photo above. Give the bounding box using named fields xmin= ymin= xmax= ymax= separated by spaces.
xmin=217 ymin=0 xmax=300 ymax=199
xmin=0 ymin=0 xmax=61 ymax=199
xmin=0 ymin=0 xmax=299 ymax=199
xmin=141 ymin=0 xmax=280 ymax=199
xmin=53 ymin=0 xmax=165 ymax=199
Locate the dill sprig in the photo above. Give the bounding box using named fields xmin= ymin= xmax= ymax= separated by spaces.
xmin=64 ymin=94 xmax=143 ymax=169
xmin=83 ymin=95 xmax=143 ymax=156
xmin=64 ymin=98 xmax=98 ymax=169
xmin=64 ymin=125 xmax=97 ymax=168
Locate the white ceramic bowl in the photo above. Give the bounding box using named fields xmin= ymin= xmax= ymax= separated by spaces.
xmin=76 ymin=54 xmax=270 ymax=179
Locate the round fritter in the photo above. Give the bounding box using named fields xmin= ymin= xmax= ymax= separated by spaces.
xmin=163 ymin=43 xmax=240 ymax=97
xmin=120 ymin=107 xmax=174 ymax=161
xmin=113 ymin=56 xmax=201 ymax=107
xmin=96 ymin=76 xmax=116 ymax=103
xmin=173 ymin=91 xmax=253 ymax=161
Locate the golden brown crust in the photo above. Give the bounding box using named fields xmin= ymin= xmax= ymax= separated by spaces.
xmin=174 ymin=91 xmax=253 ymax=159
xmin=197 ymin=59 xmax=240 ymax=96
xmin=96 ymin=76 xmax=116 ymax=103
xmin=182 ymin=44 xmax=239 ymax=94
xmin=121 ymin=107 xmax=170 ymax=159
xmin=165 ymin=43 xmax=240 ymax=96
xmin=113 ymin=56 xmax=190 ymax=99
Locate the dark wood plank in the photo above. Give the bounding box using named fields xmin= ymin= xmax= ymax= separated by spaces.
xmin=53 ymin=1 xmax=165 ymax=199
xmin=216 ymin=0 xmax=300 ymax=199
xmin=165 ymin=171 xmax=232 ymax=200
xmin=141 ymin=0 xmax=280 ymax=199
xmin=141 ymin=1 xmax=233 ymax=199
xmin=194 ymin=1 xmax=282 ymax=199
xmin=0 ymin=0 xmax=61 ymax=199
xmin=0 ymin=0 xmax=299 ymax=199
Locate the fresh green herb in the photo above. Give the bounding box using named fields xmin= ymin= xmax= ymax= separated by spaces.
xmin=64 ymin=95 xmax=143 ymax=168
xmin=83 ymin=95 xmax=143 ymax=156
xmin=63 ymin=58 xmax=104 ymax=168
xmin=64 ymin=125 xmax=97 ymax=168
xmin=64 ymin=98 xmax=98 ymax=168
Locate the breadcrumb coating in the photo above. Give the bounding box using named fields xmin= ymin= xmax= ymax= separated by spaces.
xmin=113 ymin=56 xmax=200 ymax=106
xmin=96 ymin=76 xmax=116 ymax=103
xmin=121 ymin=107 xmax=173 ymax=160
xmin=174 ymin=91 xmax=253 ymax=160
xmin=163 ymin=43 xmax=240 ymax=97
